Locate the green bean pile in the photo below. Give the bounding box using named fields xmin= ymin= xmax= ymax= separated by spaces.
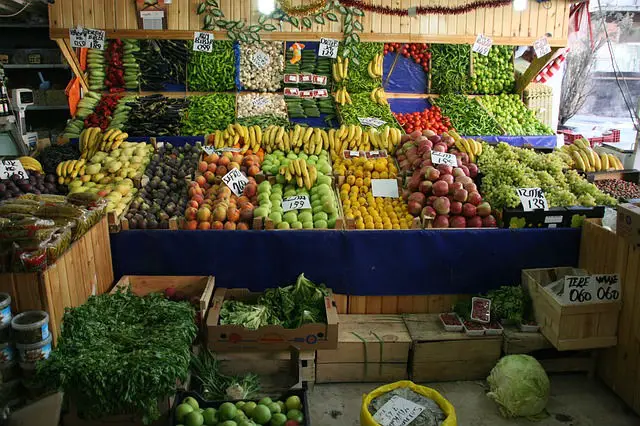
xmin=181 ymin=93 xmax=236 ymax=135
xmin=338 ymin=42 xmax=383 ymax=93
xmin=432 ymin=94 xmax=502 ymax=136
xmin=339 ymin=92 xmax=401 ymax=129
xmin=187 ymin=41 xmax=236 ymax=92
xmin=430 ymin=44 xmax=471 ymax=94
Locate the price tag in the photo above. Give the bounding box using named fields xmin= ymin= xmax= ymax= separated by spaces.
xmin=284 ymin=74 xmax=299 ymax=83
xmin=193 ymin=31 xmax=214 ymax=53
xmin=365 ymin=150 xmax=388 ymax=159
xmin=472 ymin=33 xmax=493 ymax=56
xmin=372 ymin=396 xmax=425 ymax=426
xmin=69 ymin=26 xmax=88 ymax=48
xmin=431 ymin=151 xmax=457 ymax=167
xmin=371 ymin=179 xmax=399 ymax=198
xmin=358 ymin=117 xmax=386 ymax=128
xmin=313 ymin=89 xmax=328 ymax=98
xmin=221 ymin=147 xmax=243 ymax=152
xmin=312 ymin=75 xmax=327 ymax=85
xmin=253 ymin=96 xmax=269 ymax=108
xmin=516 ymin=187 xmax=548 ymax=211
xmin=299 ymin=90 xmax=314 ymax=98
xmin=563 ymin=275 xmax=595 ymax=305
xmin=0 ymin=160 xmax=27 ymax=180
xmin=593 ymin=274 xmax=621 ymax=302
xmin=343 ymin=150 xmax=361 ymax=159
xmin=299 ymin=74 xmax=313 ymax=83
xmin=251 ymin=50 xmax=270 ymax=68
xmin=85 ymin=28 xmax=106 ymax=50
xmin=318 ymin=37 xmax=339 ymax=58
xmin=221 ymin=168 xmax=249 ymax=197
xmin=284 ymin=87 xmax=300 ymax=97
xmin=533 ymin=36 xmax=551 ymax=58
xmin=282 ymin=195 xmax=311 ymax=212
xmin=202 ymin=146 xmax=216 ymax=155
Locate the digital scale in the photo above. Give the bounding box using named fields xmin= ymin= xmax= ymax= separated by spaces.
xmin=10 ymin=88 xmax=38 ymax=149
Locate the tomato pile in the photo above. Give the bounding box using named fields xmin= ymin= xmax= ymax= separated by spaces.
xmin=393 ymin=106 xmax=452 ymax=135
xmin=384 ymin=43 xmax=431 ymax=72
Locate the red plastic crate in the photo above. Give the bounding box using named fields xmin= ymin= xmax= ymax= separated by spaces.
xmin=602 ymin=129 xmax=620 ymax=143
xmin=588 ymin=136 xmax=604 ymax=147
xmin=560 ymin=131 xmax=584 ymax=145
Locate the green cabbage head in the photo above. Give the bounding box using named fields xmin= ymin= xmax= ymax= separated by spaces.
xmin=487 ymin=354 xmax=550 ymax=418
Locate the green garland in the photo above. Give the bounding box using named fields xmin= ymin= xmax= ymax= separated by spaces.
xmin=196 ymin=0 xmax=364 ymax=62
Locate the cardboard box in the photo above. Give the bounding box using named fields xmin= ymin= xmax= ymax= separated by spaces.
xmin=616 ymin=202 xmax=640 ymax=246
xmin=207 ymin=287 xmax=339 ymax=352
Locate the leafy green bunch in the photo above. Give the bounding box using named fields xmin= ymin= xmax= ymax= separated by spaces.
xmin=37 ymin=290 xmax=197 ymax=424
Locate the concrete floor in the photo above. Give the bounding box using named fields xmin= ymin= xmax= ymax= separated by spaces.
xmin=309 ymin=374 xmax=639 ymax=425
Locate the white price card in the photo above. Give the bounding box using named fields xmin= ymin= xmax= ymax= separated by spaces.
xmin=372 ymin=396 xmax=425 ymax=426
xmin=202 ymin=146 xmax=216 ymax=155
xmin=284 ymin=87 xmax=300 ymax=97
xmin=358 ymin=117 xmax=386 ymax=128
xmin=516 ymin=187 xmax=549 ymax=211
xmin=318 ymin=37 xmax=339 ymax=58
xmin=312 ymin=75 xmax=327 ymax=85
xmin=85 ymin=28 xmax=106 ymax=50
xmin=282 ymin=195 xmax=312 ymax=212
xmin=365 ymin=150 xmax=388 ymax=159
xmin=593 ymin=274 xmax=621 ymax=302
xmin=563 ymin=275 xmax=595 ymax=305
xmin=69 ymin=26 xmax=88 ymax=48
xmin=431 ymin=151 xmax=457 ymax=167
xmin=251 ymin=50 xmax=270 ymax=68
xmin=313 ymin=89 xmax=328 ymax=98
xmin=533 ymin=36 xmax=552 ymax=58
xmin=284 ymin=74 xmax=299 ymax=83
xmin=299 ymin=90 xmax=314 ymax=98
xmin=300 ymin=74 xmax=313 ymax=83
xmin=371 ymin=179 xmax=399 ymax=198
xmin=343 ymin=150 xmax=361 ymax=159
xmin=253 ymin=97 xmax=269 ymax=108
xmin=472 ymin=33 xmax=493 ymax=56
xmin=221 ymin=168 xmax=249 ymax=197
xmin=193 ymin=31 xmax=214 ymax=53
xmin=0 ymin=160 xmax=27 ymax=180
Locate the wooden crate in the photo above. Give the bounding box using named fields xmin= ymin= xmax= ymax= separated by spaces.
xmin=316 ymin=314 xmax=411 ymax=383
xmin=346 ymin=294 xmax=469 ymax=314
xmin=404 ymin=314 xmax=502 ymax=382
xmin=522 ymin=267 xmax=621 ymax=351
xmin=503 ymin=327 xmax=596 ymax=376
xmin=579 ymin=219 xmax=640 ymax=414
xmin=0 ymin=216 xmax=113 ymax=346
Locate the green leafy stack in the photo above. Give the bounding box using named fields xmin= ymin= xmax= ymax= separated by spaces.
xmin=220 ymin=273 xmax=329 ymax=329
xmin=37 ymin=290 xmax=197 ymax=424
xmin=187 ymin=40 xmax=237 ymax=92
xmin=471 ymin=45 xmax=515 ymax=94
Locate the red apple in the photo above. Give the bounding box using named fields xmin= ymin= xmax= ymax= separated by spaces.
xmin=477 ymin=202 xmax=492 ymax=217
xmin=432 ymin=180 xmax=449 ymax=197
xmin=468 ymin=191 xmax=483 ymax=206
xmin=467 ymin=216 xmax=483 ymax=228
xmin=483 ymin=214 xmax=497 ymax=228
xmin=433 ymin=215 xmax=450 ymax=228
xmin=462 ymin=203 xmax=477 ymax=218
xmin=450 ymin=201 xmax=463 ymax=215
xmin=450 ymin=216 xmax=466 ymax=228
xmin=434 ymin=196 xmax=451 ymax=215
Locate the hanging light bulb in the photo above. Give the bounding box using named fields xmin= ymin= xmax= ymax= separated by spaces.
xmin=513 ymin=0 xmax=528 ymax=11
xmin=258 ymin=0 xmax=276 ymax=15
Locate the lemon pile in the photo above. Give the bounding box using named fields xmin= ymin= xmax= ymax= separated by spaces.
xmin=335 ymin=157 xmax=413 ymax=230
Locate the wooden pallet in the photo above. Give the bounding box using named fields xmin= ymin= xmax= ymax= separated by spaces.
xmin=316 ymin=314 xmax=411 ymax=383
xmin=404 ymin=313 xmax=502 ymax=382
xmin=0 ymin=216 xmax=113 ymax=345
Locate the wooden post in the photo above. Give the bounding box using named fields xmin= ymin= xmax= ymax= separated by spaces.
xmin=514 ymin=47 xmax=560 ymax=95
xmin=55 ymin=39 xmax=89 ymax=92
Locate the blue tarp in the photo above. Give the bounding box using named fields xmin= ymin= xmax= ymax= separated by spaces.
xmin=383 ymin=53 xmax=428 ymax=94
xmin=110 ymin=228 xmax=580 ymax=296
xmin=388 ymin=97 xmax=432 ymax=114
xmin=467 ymin=135 xmax=558 ymax=149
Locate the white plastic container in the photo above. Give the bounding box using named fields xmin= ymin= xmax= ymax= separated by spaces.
xmin=483 ymin=322 xmax=504 ymax=336
xmin=463 ymin=320 xmax=485 ymax=337
xmin=439 ymin=313 xmax=463 ymax=332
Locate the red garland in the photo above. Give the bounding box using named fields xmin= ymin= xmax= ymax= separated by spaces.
xmin=339 ymin=0 xmax=512 ymax=16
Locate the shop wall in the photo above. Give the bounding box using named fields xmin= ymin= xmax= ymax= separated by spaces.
xmin=48 ymin=0 xmax=571 ymax=46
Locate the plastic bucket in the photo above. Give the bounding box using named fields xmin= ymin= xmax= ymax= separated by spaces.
xmin=11 ymin=310 xmax=49 ymax=344
xmin=360 ymin=380 xmax=457 ymax=426
xmin=0 ymin=293 xmax=12 ymax=327
xmin=0 ymin=341 xmax=15 ymax=364
xmin=15 ymin=333 xmax=52 ymax=363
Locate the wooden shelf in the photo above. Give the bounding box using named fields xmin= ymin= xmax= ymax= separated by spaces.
xmin=26 ymin=105 xmax=69 ymax=111
xmin=3 ymin=64 xmax=69 ymax=69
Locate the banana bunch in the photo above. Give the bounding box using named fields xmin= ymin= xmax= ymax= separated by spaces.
xmin=211 ymin=124 xmax=261 ymax=153
xmin=262 ymin=125 xmax=329 ymax=155
xmin=56 ymin=159 xmax=86 ymax=184
xmin=334 ymin=87 xmax=352 ymax=106
xmin=367 ymin=54 xmax=383 ymax=79
xmin=79 ymin=127 xmax=104 ymax=160
xmin=557 ymin=139 xmax=623 ymax=172
xmin=332 ymin=56 xmax=349 ymax=83
xmin=370 ymin=87 xmax=388 ymax=106
xmin=446 ymin=130 xmax=482 ymax=163
xmin=18 ymin=157 xmax=43 ymax=174
xmin=279 ymin=158 xmax=318 ymax=190
xmin=329 ymin=124 xmax=402 ymax=158
xmin=99 ymin=128 xmax=129 ymax=153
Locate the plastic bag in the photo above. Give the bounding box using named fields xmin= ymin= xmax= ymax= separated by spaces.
xmin=361 ymin=381 xmax=457 ymax=426
xmin=0 ymin=199 xmax=42 ymax=216
xmin=46 ymin=226 xmax=72 ymax=264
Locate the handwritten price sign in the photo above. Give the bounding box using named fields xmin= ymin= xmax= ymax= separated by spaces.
xmin=358 ymin=117 xmax=386 ymax=128
xmin=251 ymin=50 xmax=270 ymax=68
xmin=319 ymin=38 xmax=339 ymax=58
xmin=0 ymin=160 xmax=27 ymax=180
xmin=563 ymin=275 xmax=594 ymax=304
xmin=472 ymin=33 xmax=493 ymax=56
xmin=517 ymin=188 xmax=548 ymax=211
xmin=372 ymin=396 xmax=425 ymax=426
xmin=431 ymin=151 xmax=457 ymax=167
xmin=593 ymin=274 xmax=621 ymax=302
xmin=533 ymin=36 xmax=552 ymax=58
xmin=70 ymin=26 xmax=105 ymax=50
xmin=282 ymin=195 xmax=311 ymax=212
xmin=193 ymin=31 xmax=214 ymax=53
xmin=221 ymin=168 xmax=249 ymax=197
